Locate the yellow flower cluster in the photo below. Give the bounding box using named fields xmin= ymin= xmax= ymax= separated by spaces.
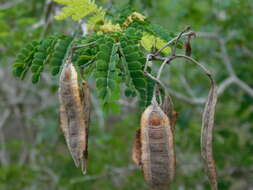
xmin=123 ymin=12 xmax=146 ymax=27
xmin=141 ymin=33 xmax=171 ymax=54
xmin=99 ymin=21 xmax=122 ymax=33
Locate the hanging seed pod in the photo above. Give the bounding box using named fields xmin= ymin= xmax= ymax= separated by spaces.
xmin=184 ymin=38 xmax=192 ymax=56
xmin=201 ymin=80 xmax=218 ymax=190
xmin=59 ymin=60 xmax=89 ymax=174
xmin=133 ymin=102 xmax=175 ymax=189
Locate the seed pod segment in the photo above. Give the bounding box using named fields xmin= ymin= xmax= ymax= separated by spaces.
xmin=59 ymin=60 xmax=88 ymax=174
xmin=140 ymin=102 xmax=175 ymax=189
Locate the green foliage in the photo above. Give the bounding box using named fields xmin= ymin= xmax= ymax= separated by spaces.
xmin=12 ymin=35 xmax=73 ymax=83
xmin=120 ymin=27 xmax=153 ymax=107
xmin=12 ymin=40 xmax=40 ymax=79
xmin=94 ymin=37 xmax=121 ymax=112
xmin=49 ymin=36 xmax=73 ymax=76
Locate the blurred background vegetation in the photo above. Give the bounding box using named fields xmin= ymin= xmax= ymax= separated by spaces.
xmin=0 ymin=0 xmax=253 ymax=189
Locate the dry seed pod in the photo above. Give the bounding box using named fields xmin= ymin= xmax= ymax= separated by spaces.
xmin=59 ymin=60 xmax=89 ymax=174
xmin=201 ymin=81 xmax=218 ymax=190
xmin=133 ymin=103 xmax=175 ymax=189
xmin=184 ymin=38 xmax=192 ymax=56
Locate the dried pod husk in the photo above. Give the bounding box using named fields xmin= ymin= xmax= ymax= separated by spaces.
xmin=201 ymin=81 xmax=218 ymax=190
xmin=184 ymin=36 xmax=192 ymax=56
xmin=79 ymin=80 xmax=91 ymax=174
xmin=59 ymin=60 xmax=89 ymax=174
xmin=133 ymin=103 xmax=175 ymax=189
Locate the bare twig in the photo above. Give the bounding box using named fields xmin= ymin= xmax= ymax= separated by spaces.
xmin=171 ymin=26 xmax=192 ymax=55
xmin=166 ymin=88 xmax=205 ymax=104
xmin=198 ymin=32 xmax=253 ymax=98
xmin=166 ymin=76 xmax=238 ymax=105
xmin=70 ymin=41 xmax=96 ymax=57
xmin=180 ymin=75 xmax=195 ymax=97
xmin=72 ymin=41 xmax=96 ymax=51
xmin=217 ymin=76 xmax=235 ymax=94
xmin=234 ymin=77 xmax=253 ymax=97
xmin=218 ymin=38 xmax=236 ymax=76
xmin=144 ymin=55 xmax=166 ymax=91
xmin=154 ymin=30 xmax=195 ymax=56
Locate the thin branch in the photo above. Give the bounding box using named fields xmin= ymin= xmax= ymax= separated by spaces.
xmin=143 ymin=55 xmax=166 ymax=91
xmin=180 ymin=75 xmax=196 ymax=97
xmin=156 ymin=58 xmax=170 ymax=80
xmin=166 ymin=88 xmax=205 ymax=104
xmin=70 ymin=41 xmax=96 ymax=57
xmin=80 ymin=59 xmax=95 ymax=69
xmin=234 ymin=77 xmax=253 ymax=97
xmin=154 ymin=31 xmax=196 ymax=56
xmin=166 ymin=75 xmax=252 ymax=105
xmin=173 ymin=54 xmax=212 ymax=78
xmin=72 ymin=41 xmax=96 ymax=51
xmin=171 ymin=26 xmax=192 ymax=55
xmin=218 ymin=38 xmax=236 ymax=76
xmin=196 ymin=32 xmax=219 ymax=39
xmin=217 ymin=76 xmax=235 ymax=94
xmin=197 ymin=31 xmax=253 ymax=98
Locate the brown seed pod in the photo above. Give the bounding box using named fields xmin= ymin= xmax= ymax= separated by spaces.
xmin=184 ymin=38 xmax=192 ymax=56
xmin=201 ymin=81 xmax=218 ymax=190
xmin=59 ymin=60 xmax=89 ymax=174
xmin=133 ymin=103 xmax=175 ymax=189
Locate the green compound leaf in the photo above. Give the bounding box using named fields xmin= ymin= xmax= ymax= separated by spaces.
xmin=13 ymin=35 xmax=74 ymax=83
xmin=49 ymin=36 xmax=73 ymax=76
xmin=13 ymin=40 xmax=40 ymax=79
xmin=119 ymin=27 xmax=153 ymax=108
xmin=94 ymin=37 xmax=121 ymax=111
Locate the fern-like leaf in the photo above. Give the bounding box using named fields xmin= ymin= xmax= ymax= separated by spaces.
xmin=94 ymin=37 xmax=121 ymax=112
xmin=49 ymin=36 xmax=73 ymax=76
xmin=120 ymin=27 xmax=151 ymax=107
xmin=13 ymin=40 xmax=40 ymax=79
